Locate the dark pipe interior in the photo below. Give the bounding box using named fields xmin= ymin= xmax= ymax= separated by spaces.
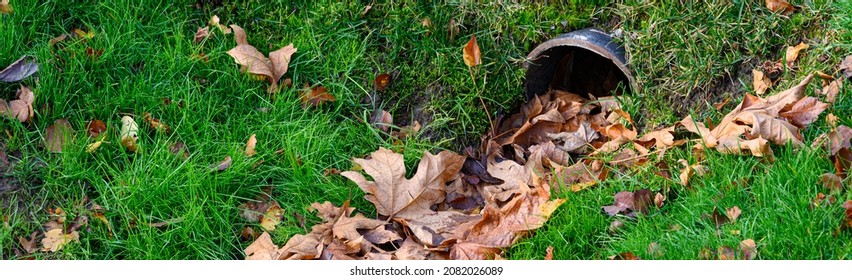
xmin=525 ymin=46 xmax=631 ymax=100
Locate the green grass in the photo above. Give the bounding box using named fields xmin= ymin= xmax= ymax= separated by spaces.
xmin=1 ymin=0 xmax=851 ymax=260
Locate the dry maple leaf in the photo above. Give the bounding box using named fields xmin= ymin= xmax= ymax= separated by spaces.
xmin=726 ymin=206 xmax=742 ymax=223
xmin=18 ymin=232 xmax=39 ymax=255
xmin=819 ymin=173 xmax=843 ymax=193
xmin=341 ymin=147 xmax=465 ymax=220
xmin=1 ymin=85 xmax=34 ymax=122
xmin=227 ymin=25 xmax=297 ymax=93
xmin=300 ymin=84 xmax=335 ymax=107
xmin=753 ymin=69 xmax=772 ymax=95
xmin=44 ymin=119 xmax=73 ymax=153
xmin=371 ymin=109 xmax=393 ymax=132
xmin=637 ymin=126 xmax=676 ymax=149
xmin=394 ymin=238 xmax=429 ymax=260
xmin=678 ymin=159 xmax=708 ymax=187
xmin=463 ymin=34 xmax=481 ymax=67
xmin=245 ymin=232 xmax=282 ymax=260
xmin=785 ymin=42 xmax=808 ymax=66
xmin=245 ymin=134 xmax=257 ymax=157
xmin=41 ymin=229 xmax=80 ymax=252
xmin=765 ymin=0 xmax=799 ymax=15
xmin=740 ymin=239 xmax=757 ymax=260
xmin=822 ymin=79 xmax=842 ymax=103
xmin=547 ymin=122 xmax=598 ymax=153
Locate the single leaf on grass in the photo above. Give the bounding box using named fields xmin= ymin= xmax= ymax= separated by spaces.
xmin=753 ymin=69 xmax=772 ymax=95
xmin=41 ymin=228 xmax=79 ymax=252
xmin=841 ymin=55 xmax=852 ymax=79
xmin=371 ymin=109 xmax=393 ymax=132
xmin=678 ymin=159 xmax=708 ymax=186
xmin=226 ymin=25 xmax=297 ymax=93
xmin=341 ymin=147 xmax=465 ymax=220
xmin=0 ymin=56 xmax=37 ymax=83
xmin=765 ymin=0 xmax=799 ymax=15
xmin=119 ymin=116 xmax=139 ymax=152
xmin=194 ymin=26 xmax=210 ymax=43
xmin=245 ymin=134 xmax=257 ymax=157
xmin=718 ymin=246 xmax=737 ymax=260
xmin=609 ymin=252 xmax=640 ymax=260
xmin=86 ymin=119 xmax=106 ymax=138
xmin=143 ymin=112 xmax=170 ymax=134
xmin=210 ymin=156 xmax=232 ymax=171
xmin=448 ymin=19 xmax=459 ymax=40
xmin=462 ymin=34 xmax=481 ymax=67
xmin=0 ymin=0 xmax=11 ymax=14
xmin=740 ymin=239 xmax=757 ymax=260
xmin=208 ymin=15 xmax=231 ymax=34
xmin=726 ymin=206 xmax=742 ymax=223
xmin=260 ymin=202 xmax=285 ymax=231
xmin=785 ymin=42 xmax=808 ymax=66
xmin=374 ymin=73 xmax=391 ymax=91
xmin=18 ymin=232 xmax=38 ymax=254
xmin=73 ymin=28 xmax=94 ymax=39
xmin=2 ymin=85 xmax=34 ymax=122
xmin=169 ymin=141 xmax=189 ymax=159
xmin=301 ymin=84 xmax=335 ymax=107
xmin=819 ymin=173 xmax=843 ymax=193
xmin=842 ymin=201 xmax=852 ymax=229
xmin=44 ymin=119 xmax=73 ymax=153
xmin=544 ymin=246 xmax=554 ymax=260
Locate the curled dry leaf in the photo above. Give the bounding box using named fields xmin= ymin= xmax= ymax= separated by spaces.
xmin=374 ymin=73 xmax=391 ymax=91
xmin=143 ymin=112 xmax=171 ymax=134
xmin=753 ymin=69 xmax=772 ymax=95
xmin=44 ymin=119 xmax=73 ymax=153
xmin=718 ymin=246 xmax=736 ymax=260
xmin=18 ymin=232 xmax=39 ymax=254
xmin=169 ymin=141 xmax=190 ymax=159
xmin=0 ymin=56 xmax=38 ymax=83
xmin=245 ymin=134 xmax=257 ymax=157
xmin=208 ymin=15 xmax=231 ymax=34
xmin=842 ymin=201 xmax=852 ymax=229
xmin=260 ymin=202 xmax=285 ymax=231
xmin=119 ymin=116 xmax=140 ymax=152
xmin=1 ymin=85 xmax=34 ymax=123
xmin=49 ymin=34 xmax=68 ymax=46
xmin=0 ymin=0 xmax=11 ymax=14
xmin=226 ymin=25 xmax=297 ymax=93
xmin=371 ymin=109 xmax=393 ymax=132
xmin=194 ymin=26 xmax=210 ymax=43
xmin=210 ymin=156 xmax=232 ymax=171
xmin=841 ymin=55 xmax=852 ymax=79
xmin=740 ymin=239 xmax=757 ymax=260
xmin=785 ymin=42 xmax=808 ymax=66
xmin=822 ymin=79 xmax=842 ymax=103
xmin=86 ymin=119 xmax=106 ymax=138
xmin=301 ymin=84 xmax=335 ymax=107
xmin=544 ymin=246 xmax=554 ymax=260
xmin=766 ymin=0 xmax=799 ymax=15
xmin=726 ymin=206 xmax=742 ymax=223
xmin=819 ymin=173 xmax=843 ymax=193
xmin=462 ymin=34 xmax=481 ymax=67
xmin=448 ymin=19 xmax=459 ymax=40
xmin=779 ymin=96 xmax=828 ymax=128
xmin=244 ymin=232 xmax=281 ymax=260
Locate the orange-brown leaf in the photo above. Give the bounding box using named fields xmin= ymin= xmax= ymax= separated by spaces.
xmin=245 ymin=134 xmax=257 ymax=157
xmin=779 ymin=96 xmax=828 ymax=128
xmin=766 ymin=0 xmax=799 ymax=15
xmin=44 ymin=119 xmax=73 ymax=153
xmin=463 ymin=34 xmax=481 ymax=67
xmin=753 ymin=69 xmax=772 ymax=95
xmin=374 ymin=73 xmax=391 ymax=91
xmin=785 ymin=42 xmax=808 ymax=66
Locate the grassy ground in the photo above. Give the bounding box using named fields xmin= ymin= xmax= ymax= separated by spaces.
xmin=1 ymin=0 xmax=850 ymax=259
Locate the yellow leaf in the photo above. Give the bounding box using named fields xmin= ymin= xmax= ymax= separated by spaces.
xmin=463 ymin=34 xmax=481 ymax=67
xmin=260 ymin=203 xmax=285 ymax=231
xmin=41 ymin=228 xmax=79 ymax=252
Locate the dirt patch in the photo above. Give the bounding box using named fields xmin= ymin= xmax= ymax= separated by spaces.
xmin=664 ymin=59 xmax=756 ymax=120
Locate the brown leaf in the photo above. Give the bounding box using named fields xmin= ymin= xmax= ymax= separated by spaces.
xmin=268 ymin=44 xmax=297 ymax=93
xmin=143 ymin=112 xmax=171 ymax=134
xmin=678 ymin=159 xmax=708 ymax=187
xmin=374 ymin=73 xmax=391 ymax=91
xmin=394 ymin=238 xmax=428 ymax=260
xmin=713 ymin=98 xmax=730 ymax=111
xmin=244 ymin=232 xmax=281 ymax=260
xmin=753 ymin=69 xmax=772 ymax=95
xmin=547 ymin=122 xmax=598 ymax=153
xmin=779 ymin=96 xmax=828 ymax=128
xmin=208 ymin=15 xmax=232 ymax=34
xmin=44 ymin=119 xmax=73 ymax=153
xmin=0 ymin=0 xmax=11 ymax=14
xmin=602 ymin=191 xmax=635 ymax=217
xmin=226 ymin=25 xmax=297 ymax=93
xmin=371 ymin=109 xmax=393 ymax=132
xmin=654 ymin=193 xmax=666 ymax=208
xmin=462 ymin=34 xmax=481 ymax=67
xmin=841 ymin=55 xmax=852 ymax=79
xmin=637 ymin=126 xmax=676 ymax=149
xmin=209 ymin=156 xmax=232 ymax=171
xmin=341 ymin=148 xmax=465 ymax=220
xmin=544 ymin=246 xmax=554 ymax=260
xmin=740 ymin=239 xmax=757 ymax=260
xmin=726 ymin=206 xmax=742 ymax=223
xmin=842 ymin=201 xmax=852 ymax=229
xmin=41 ymin=228 xmax=79 ymax=252
xmin=0 ymin=56 xmax=38 ymax=83
xmin=822 ymin=79 xmax=842 ymax=103
xmin=785 ymin=42 xmax=808 ymax=66
xmin=18 ymin=232 xmax=39 ymax=254
xmin=710 ymin=207 xmax=730 ymax=227
xmin=609 ymin=252 xmax=640 ymax=260
xmin=301 ymin=84 xmax=335 ymax=107
xmin=245 ymin=134 xmax=257 ymax=157
xmin=819 ymin=173 xmax=843 ymax=193
xmin=332 ymin=213 xmax=390 ymax=241
xmin=194 ymin=26 xmax=210 ymax=43
xmin=169 ymin=141 xmax=190 ymax=159
xmin=632 ymin=189 xmax=654 ymax=215
xmin=279 ymin=233 xmax=322 ymax=260
xmin=766 ymin=0 xmax=799 ymax=15
xmin=717 ymin=246 xmax=736 ymax=260
xmin=260 ymin=202 xmax=285 ymax=231
xmin=448 ymin=19 xmax=459 ymax=40
xmin=1 ymin=85 xmax=34 ymax=123
xmin=826 ymin=126 xmax=852 ymax=156
xmin=86 ymin=119 xmax=106 ymax=138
